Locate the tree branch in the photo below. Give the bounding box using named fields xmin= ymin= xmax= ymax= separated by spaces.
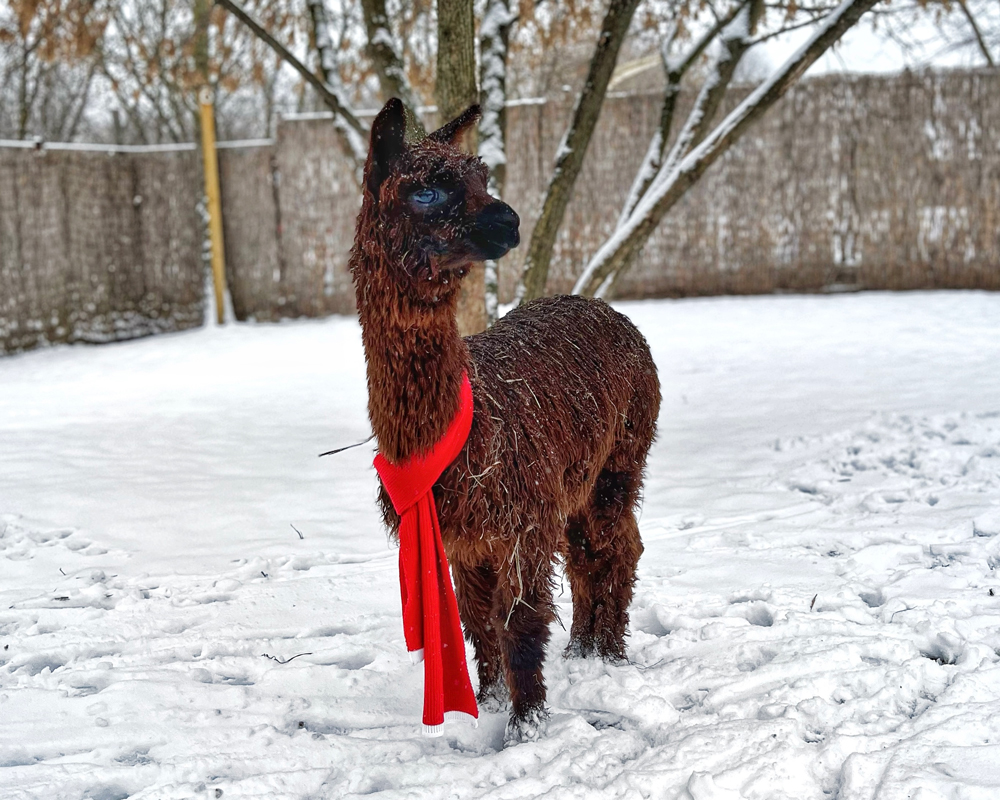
xmin=215 ymin=0 xmax=367 ymax=182
xmin=574 ymin=0 xmax=883 ymax=297
xmin=955 ymin=0 xmax=995 ymax=68
xmin=659 ymin=0 xmax=765 ymax=179
xmin=618 ymin=1 xmax=749 ymax=231
xmin=516 ymin=0 xmax=644 ymax=303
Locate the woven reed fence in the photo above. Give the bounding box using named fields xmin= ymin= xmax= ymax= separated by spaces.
xmin=2 ymin=69 xmax=998 ymax=354
xmin=219 ymin=68 xmax=1000 ymax=318
xmin=0 ymin=143 xmax=204 ymax=353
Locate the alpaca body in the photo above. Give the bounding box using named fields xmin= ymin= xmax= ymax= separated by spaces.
xmin=367 ymin=293 xmax=660 ymax=732
xmin=350 ymin=99 xmax=660 ymax=741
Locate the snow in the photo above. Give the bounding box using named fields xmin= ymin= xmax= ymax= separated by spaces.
xmin=369 ymin=27 xmax=395 ymax=51
xmin=3 ymin=291 xmax=1000 ymax=798
xmin=616 ymin=127 xmax=663 ymax=231
xmin=721 ymin=4 xmax=751 ymax=49
xmin=0 ymin=141 xmax=198 ymax=154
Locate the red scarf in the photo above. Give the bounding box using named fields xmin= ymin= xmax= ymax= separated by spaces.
xmin=373 ymin=372 xmax=479 ymax=736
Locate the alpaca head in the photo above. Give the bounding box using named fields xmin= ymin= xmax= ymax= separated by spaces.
xmin=354 ymin=98 xmax=520 ymax=305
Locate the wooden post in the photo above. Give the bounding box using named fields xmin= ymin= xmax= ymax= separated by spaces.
xmin=199 ymin=87 xmax=227 ymax=325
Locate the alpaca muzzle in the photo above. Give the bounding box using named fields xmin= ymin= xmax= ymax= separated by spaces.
xmin=470 ymin=201 xmax=520 ymax=261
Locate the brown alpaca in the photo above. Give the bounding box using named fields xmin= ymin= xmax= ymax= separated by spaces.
xmin=350 ymin=98 xmax=661 ymax=744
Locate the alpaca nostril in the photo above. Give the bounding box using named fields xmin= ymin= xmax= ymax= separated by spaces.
xmin=479 ymin=202 xmax=519 ymax=230
xmin=475 ymin=202 xmax=520 ymax=255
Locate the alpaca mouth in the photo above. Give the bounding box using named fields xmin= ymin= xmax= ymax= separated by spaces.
xmin=471 ymin=230 xmax=519 ymax=261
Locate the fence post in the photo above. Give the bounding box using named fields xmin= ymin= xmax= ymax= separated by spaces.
xmin=199 ymin=87 xmax=227 ymax=325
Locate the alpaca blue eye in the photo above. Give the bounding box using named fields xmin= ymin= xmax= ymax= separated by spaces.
xmin=411 ymin=188 xmax=445 ymax=206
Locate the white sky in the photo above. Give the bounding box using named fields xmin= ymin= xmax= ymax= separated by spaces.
xmin=760 ymin=8 xmax=999 ymax=77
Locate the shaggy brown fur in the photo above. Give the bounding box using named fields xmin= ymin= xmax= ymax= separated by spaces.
xmin=350 ymin=99 xmax=661 ymax=744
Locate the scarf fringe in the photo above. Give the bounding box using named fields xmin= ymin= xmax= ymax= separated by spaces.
xmin=422 ymin=711 xmax=479 ymax=738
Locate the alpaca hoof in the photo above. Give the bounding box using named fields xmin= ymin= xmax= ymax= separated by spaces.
xmin=564 ymin=637 xmax=627 ymax=664
xmin=503 ymin=707 xmax=549 ymax=747
xmin=477 ymin=681 xmax=511 ymax=713
xmin=597 ymin=644 xmax=628 ymax=665
xmin=563 ymin=639 xmax=593 ymax=659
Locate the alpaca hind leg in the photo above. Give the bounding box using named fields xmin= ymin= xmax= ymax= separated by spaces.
xmin=452 ymin=562 xmax=506 ymax=710
xmin=564 ymin=465 xmax=644 ymax=662
xmin=495 ymin=554 xmax=556 ymax=744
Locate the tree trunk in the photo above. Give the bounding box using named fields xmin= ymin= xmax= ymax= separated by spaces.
xmin=436 ymin=0 xmax=485 ymax=335
xmin=479 ymin=0 xmax=514 ymax=326
xmin=361 ymin=0 xmax=426 ymax=136
xmin=574 ymin=0 xmax=882 ymax=297
xmin=516 ymin=0 xmax=642 ymax=303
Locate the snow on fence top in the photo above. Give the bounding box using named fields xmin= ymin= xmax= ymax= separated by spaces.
xmin=0 ymin=139 xmax=198 ymax=154
xmin=1 ymin=70 xmax=999 ymax=355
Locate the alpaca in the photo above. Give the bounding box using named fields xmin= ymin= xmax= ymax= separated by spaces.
xmin=350 ymin=98 xmax=661 ymax=744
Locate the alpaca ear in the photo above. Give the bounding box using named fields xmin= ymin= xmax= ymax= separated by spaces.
xmin=366 ymin=98 xmax=407 ymax=199
xmin=427 ymin=104 xmax=481 ymax=145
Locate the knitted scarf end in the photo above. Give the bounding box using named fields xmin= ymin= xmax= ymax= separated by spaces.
xmin=421 ymin=711 xmax=479 ymax=737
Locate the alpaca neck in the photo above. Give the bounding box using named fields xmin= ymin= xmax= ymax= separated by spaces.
xmin=355 ymin=274 xmax=469 ymax=464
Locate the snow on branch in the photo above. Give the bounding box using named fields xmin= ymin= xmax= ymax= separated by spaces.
xmin=618 ymin=1 xmax=750 ymax=231
xmin=651 ymin=0 xmax=764 ymax=191
xmin=360 ymin=0 xmax=426 ymax=136
xmin=516 ymin=0 xmax=644 ymax=304
xmin=574 ymin=0 xmax=883 ymax=297
xmin=479 ymin=0 xmax=516 ymax=327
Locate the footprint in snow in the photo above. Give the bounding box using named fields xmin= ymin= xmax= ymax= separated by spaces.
xmin=312 ymin=651 xmax=375 ymax=670
xmin=858 ymin=588 xmax=886 ymax=608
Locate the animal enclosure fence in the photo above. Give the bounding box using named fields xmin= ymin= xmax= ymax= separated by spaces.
xmin=1 ymin=69 xmax=998 ymax=354
xmin=0 ymin=143 xmax=204 ymax=353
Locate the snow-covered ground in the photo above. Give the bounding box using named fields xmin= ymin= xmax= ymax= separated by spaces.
xmin=2 ymin=291 xmax=999 ymax=800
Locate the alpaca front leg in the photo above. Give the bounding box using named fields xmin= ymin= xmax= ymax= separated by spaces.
xmin=452 ymin=562 xmax=506 ymax=710
xmin=495 ymin=561 xmax=556 ymax=745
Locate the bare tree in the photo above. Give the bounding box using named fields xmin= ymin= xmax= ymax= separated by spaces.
xmin=216 ymin=0 xmax=367 ymax=182
xmin=515 ymin=0 xmax=645 ymax=303
xmin=0 ymin=0 xmax=107 ymax=140
xmin=574 ymin=0 xmax=883 ymax=297
xmin=870 ymin=0 xmax=998 ymax=70
xmin=955 ymin=0 xmax=996 ymax=67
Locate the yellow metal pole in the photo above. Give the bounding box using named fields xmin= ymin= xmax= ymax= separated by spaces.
xmin=199 ymin=87 xmax=227 ymax=325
